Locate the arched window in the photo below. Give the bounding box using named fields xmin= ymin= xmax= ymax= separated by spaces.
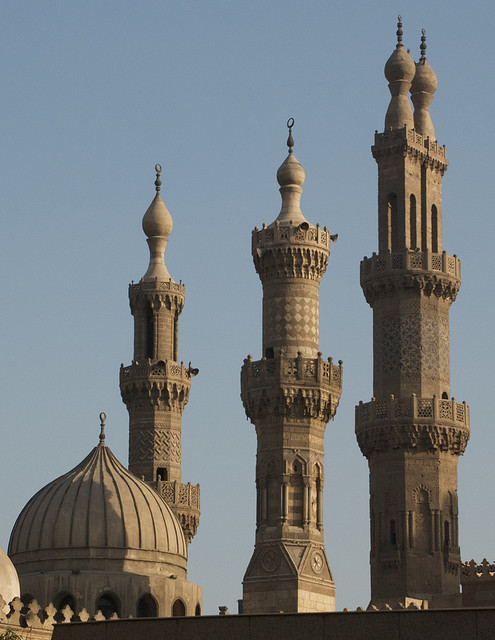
xmin=146 ymin=303 xmax=154 ymax=359
xmin=195 ymin=603 xmax=201 ymax=616
xmin=54 ymin=592 xmax=76 ymax=622
xmin=96 ymin=592 xmax=120 ymax=620
xmin=387 ymin=194 xmax=399 ymax=251
xmin=431 ymin=205 xmax=438 ymax=253
xmin=442 ymin=392 xmax=448 ymax=399
xmin=172 ymin=599 xmax=186 ymax=617
xmin=288 ymin=458 xmax=304 ymax=526
xmin=409 ymin=194 xmax=417 ymax=249
xmin=137 ymin=594 xmax=157 ymax=618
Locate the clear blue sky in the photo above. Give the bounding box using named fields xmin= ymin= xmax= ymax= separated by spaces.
xmin=1 ymin=0 xmax=494 ymax=614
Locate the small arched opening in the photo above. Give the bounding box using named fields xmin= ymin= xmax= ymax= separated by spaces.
xmin=409 ymin=194 xmax=417 ymax=249
xmin=96 ymin=592 xmax=120 ymax=620
xmin=172 ymin=599 xmax=186 ymax=617
xmin=54 ymin=592 xmax=76 ymax=622
xmin=146 ymin=303 xmax=154 ymax=359
xmin=431 ymin=205 xmax=438 ymax=253
xmin=137 ymin=593 xmax=158 ymax=618
xmin=387 ymin=194 xmax=399 ymax=251
xmin=390 ymin=519 xmax=397 ymax=545
xmin=195 ymin=603 xmax=201 ymax=616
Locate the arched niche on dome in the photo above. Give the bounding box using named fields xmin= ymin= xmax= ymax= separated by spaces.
xmin=54 ymin=591 xmax=76 ymax=622
xmin=195 ymin=603 xmax=201 ymax=616
xmin=136 ymin=593 xmax=158 ymax=618
xmin=95 ymin=591 xmax=120 ymax=619
xmin=172 ymin=598 xmax=186 ymax=617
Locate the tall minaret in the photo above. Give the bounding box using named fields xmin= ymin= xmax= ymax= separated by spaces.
xmin=355 ymin=20 xmax=470 ymax=609
xmin=241 ymin=121 xmax=342 ymax=613
xmin=120 ymin=165 xmax=200 ymax=543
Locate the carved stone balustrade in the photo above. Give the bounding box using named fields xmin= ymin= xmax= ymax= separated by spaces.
xmin=355 ymin=394 xmax=470 ymax=456
xmin=241 ymin=353 xmax=342 ymax=424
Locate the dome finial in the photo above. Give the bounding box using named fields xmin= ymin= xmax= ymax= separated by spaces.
xmin=420 ymin=28 xmax=426 ymax=59
xmin=286 ymin=118 xmax=295 ymax=154
xmin=396 ymin=15 xmax=403 ymax=47
xmin=154 ymin=164 xmax=162 ymax=193
xmin=99 ymin=412 xmax=106 ymax=445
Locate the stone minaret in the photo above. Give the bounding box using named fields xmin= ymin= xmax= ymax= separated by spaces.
xmin=120 ymin=165 xmax=200 ymax=543
xmin=241 ymin=121 xmax=342 ymax=613
xmin=355 ymin=21 xmax=470 ymax=609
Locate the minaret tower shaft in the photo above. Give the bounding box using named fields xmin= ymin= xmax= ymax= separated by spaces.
xmin=355 ymin=21 xmax=470 ymax=608
xmin=241 ymin=122 xmax=342 ymax=613
xmin=120 ymin=165 xmax=200 ymax=543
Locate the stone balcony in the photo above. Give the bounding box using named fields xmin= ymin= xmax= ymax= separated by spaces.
xmin=355 ymin=394 xmax=470 ymax=456
xmin=241 ymin=353 xmax=342 ymax=424
xmin=252 ymin=221 xmax=332 ymax=252
xmin=155 ymin=480 xmax=200 ymax=544
xmin=372 ymin=126 xmax=448 ymax=168
xmin=360 ymin=249 xmax=461 ymax=285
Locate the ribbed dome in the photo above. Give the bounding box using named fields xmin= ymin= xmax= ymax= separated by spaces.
xmin=9 ymin=441 xmax=187 ymax=559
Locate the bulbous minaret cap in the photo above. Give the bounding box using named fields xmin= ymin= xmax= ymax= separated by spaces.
xmin=411 ymin=30 xmax=438 ymax=94
xmin=142 ymin=164 xmax=173 ymax=239
xmin=384 ymin=17 xmax=415 ymax=130
xmin=271 ymin=119 xmax=308 ymax=226
xmin=410 ymin=30 xmax=438 ymax=139
xmin=276 ymin=119 xmax=306 ymax=188
xmin=141 ymin=164 xmax=173 ymax=281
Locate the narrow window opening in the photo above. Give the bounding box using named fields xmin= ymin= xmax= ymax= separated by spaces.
xmin=195 ymin=603 xmax=201 ymax=616
xmin=265 ymin=347 xmax=274 ymax=359
xmin=409 ymin=194 xmax=417 ymax=249
xmin=173 ymin=313 xmax=179 ymax=361
xmin=431 ymin=205 xmax=438 ymax=253
xmin=390 ymin=519 xmax=397 ymax=545
xmin=146 ymin=304 xmax=154 ymax=360
xmin=157 ymin=467 xmax=167 ymax=481
xmin=442 ymin=392 xmax=448 ymax=399
xmin=387 ymin=194 xmax=399 ymax=251
xmin=444 ymin=521 xmax=450 ymax=547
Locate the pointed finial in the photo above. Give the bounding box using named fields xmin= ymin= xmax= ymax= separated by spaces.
xmin=286 ymin=118 xmax=295 ymax=154
xmin=396 ymin=16 xmax=403 ymax=47
xmin=154 ymin=164 xmax=162 ymax=193
xmin=420 ymin=29 xmax=426 ymax=59
xmin=99 ymin=412 xmax=106 ymax=445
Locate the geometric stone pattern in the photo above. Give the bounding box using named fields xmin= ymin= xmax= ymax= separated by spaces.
xmin=264 ymin=296 xmax=318 ymax=344
xmin=381 ymin=314 xmax=450 ymax=375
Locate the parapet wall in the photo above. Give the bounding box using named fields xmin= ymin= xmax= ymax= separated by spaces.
xmin=52 ymin=608 xmax=495 ymax=640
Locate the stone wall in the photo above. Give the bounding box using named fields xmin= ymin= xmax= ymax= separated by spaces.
xmin=52 ymin=608 xmax=495 ymax=640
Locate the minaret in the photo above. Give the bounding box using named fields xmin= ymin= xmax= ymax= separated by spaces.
xmin=120 ymin=165 xmax=200 ymax=543
xmin=355 ymin=20 xmax=470 ymax=608
xmin=241 ymin=121 xmax=342 ymax=613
